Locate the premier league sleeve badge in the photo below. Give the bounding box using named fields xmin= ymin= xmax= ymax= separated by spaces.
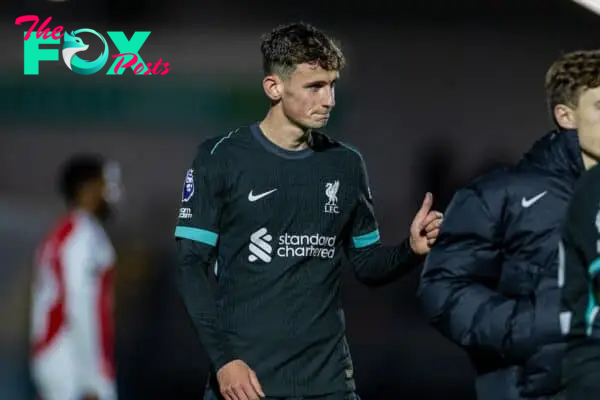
xmin=182 ymin=168 xmax=195 ymax=202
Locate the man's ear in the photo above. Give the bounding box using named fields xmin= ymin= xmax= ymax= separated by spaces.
xmin=263 ymin=74 xmax=283 ymax=101
xmin=554 ymin=104 xmax=577 ymax=129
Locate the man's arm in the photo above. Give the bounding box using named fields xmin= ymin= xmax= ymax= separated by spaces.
xmin=417 ymin=186 xmax=539 ymax=362
xmin=176 ymin=239 xmax=235 ymax=370
xmin=344 ymin=155 xmax=440 ymax=286
xmin=63 ymin=228 xmax=115 ymax=397
xmin=176 ymin=143 xmax=265 ymax=399
xmin=173 ymin=144 xmax=235 ymax=371
xmin=346 ymin=237 xmax=423 ymax=286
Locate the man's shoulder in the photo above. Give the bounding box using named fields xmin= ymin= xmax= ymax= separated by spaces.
xmin=195 ymin=126 xmax=252 ymax=159
xmin=312 ymin=132 xmax=363 ymax=164
xmin=463 ymin=159 xmax=558 ymax=198
xmin=38 ymin=213 xmax=78 ymax=251
xmin=461 ymin=165 xmax=511 ymax=197
xmin=40 ymin=211 xmax=105 ymax=254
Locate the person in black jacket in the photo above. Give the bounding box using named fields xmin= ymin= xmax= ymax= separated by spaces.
xmin=418 ymin=49 xmax=600 ymax=400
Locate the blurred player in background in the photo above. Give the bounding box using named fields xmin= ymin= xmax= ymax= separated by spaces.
xmin=418 ymin=50 xmax=600 ymax=400
xmin=30 ymin=154 xmax=122 ymax=400
xmin=174 ymin=22 xmax=443 ymax=400
xmin=559 ymin=163 xmax=600 ymax=399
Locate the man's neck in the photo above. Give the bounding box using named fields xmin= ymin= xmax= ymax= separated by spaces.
xmin=259 ymin=108 xmax=310 ymax=151
xmin=73 ymin=200 xmax=102 ymax=221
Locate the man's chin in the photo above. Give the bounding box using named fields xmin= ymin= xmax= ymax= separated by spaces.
xmin=308 ymin=119 xmax=329 ymax=129
xmin=293 ymin=116 xmax=329 ymax=130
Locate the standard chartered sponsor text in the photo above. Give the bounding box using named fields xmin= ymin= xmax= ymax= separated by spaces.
xmin=277 ymin=233 xmax=336 ymax=259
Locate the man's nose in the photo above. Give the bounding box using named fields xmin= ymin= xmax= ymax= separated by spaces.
xmin=323 ymin=88 xmax=335 ymax=108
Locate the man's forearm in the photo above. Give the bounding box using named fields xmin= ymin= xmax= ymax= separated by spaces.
xmin=347 ymin=238 xmax=424 ymax=285
xmin=176 ymin=239 xmax=235 ymax=370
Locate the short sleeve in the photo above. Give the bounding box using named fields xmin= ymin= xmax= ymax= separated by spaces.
xmin=347 ymin=156 xmax=380 ymax=249
xmin=174 ymin=144 xmax=223 ymax=247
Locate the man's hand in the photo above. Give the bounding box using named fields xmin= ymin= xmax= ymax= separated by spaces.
xmin=217 ymin=359 xmax=265 ymax=400
xmin=409 ymin=192 xmax=443 ymax=255
xmin=81 ymin=395 xmax=99 ymax=400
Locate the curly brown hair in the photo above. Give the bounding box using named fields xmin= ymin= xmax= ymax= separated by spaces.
xmin=545 ymin=50 xmax=600 ymax=123
xmin=260 ymin=22 xmax=346 ymax=79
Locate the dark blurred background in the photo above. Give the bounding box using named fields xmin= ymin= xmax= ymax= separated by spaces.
xmin=1 ymin=0 xmax=599 ymax=398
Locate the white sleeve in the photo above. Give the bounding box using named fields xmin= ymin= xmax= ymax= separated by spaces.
xmin=62 ymin=226 xmax=113 ymax=396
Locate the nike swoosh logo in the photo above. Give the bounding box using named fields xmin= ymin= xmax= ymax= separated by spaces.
xmin=521 ymin=191 xmax=547 ymax=208
xmin=248 ymin=189 xmax=277 ymax=202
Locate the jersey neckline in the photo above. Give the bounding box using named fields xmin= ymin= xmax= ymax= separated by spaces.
xmin=250 ymin=123 xmax=314 ymax=160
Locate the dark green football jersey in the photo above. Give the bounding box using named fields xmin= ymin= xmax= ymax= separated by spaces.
xmin=174 ymin=124 xmax=381 ymax=396
xmin=561 ymin=163 xmax=600 ymax=393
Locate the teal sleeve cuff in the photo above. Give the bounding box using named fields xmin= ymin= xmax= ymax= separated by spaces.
xmin=351 ymin=229 xmax=381 ymax=248
xmin=175 ymin=226 xmax=218 ymax=246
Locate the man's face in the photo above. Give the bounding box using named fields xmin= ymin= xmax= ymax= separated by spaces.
xmin=280 ymin=63 xmax=338 ymax=129
xmin=85 ymin=176 xmax=111 ymax=221
xmin=573 ymin=86 xmax=600 ymax=159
